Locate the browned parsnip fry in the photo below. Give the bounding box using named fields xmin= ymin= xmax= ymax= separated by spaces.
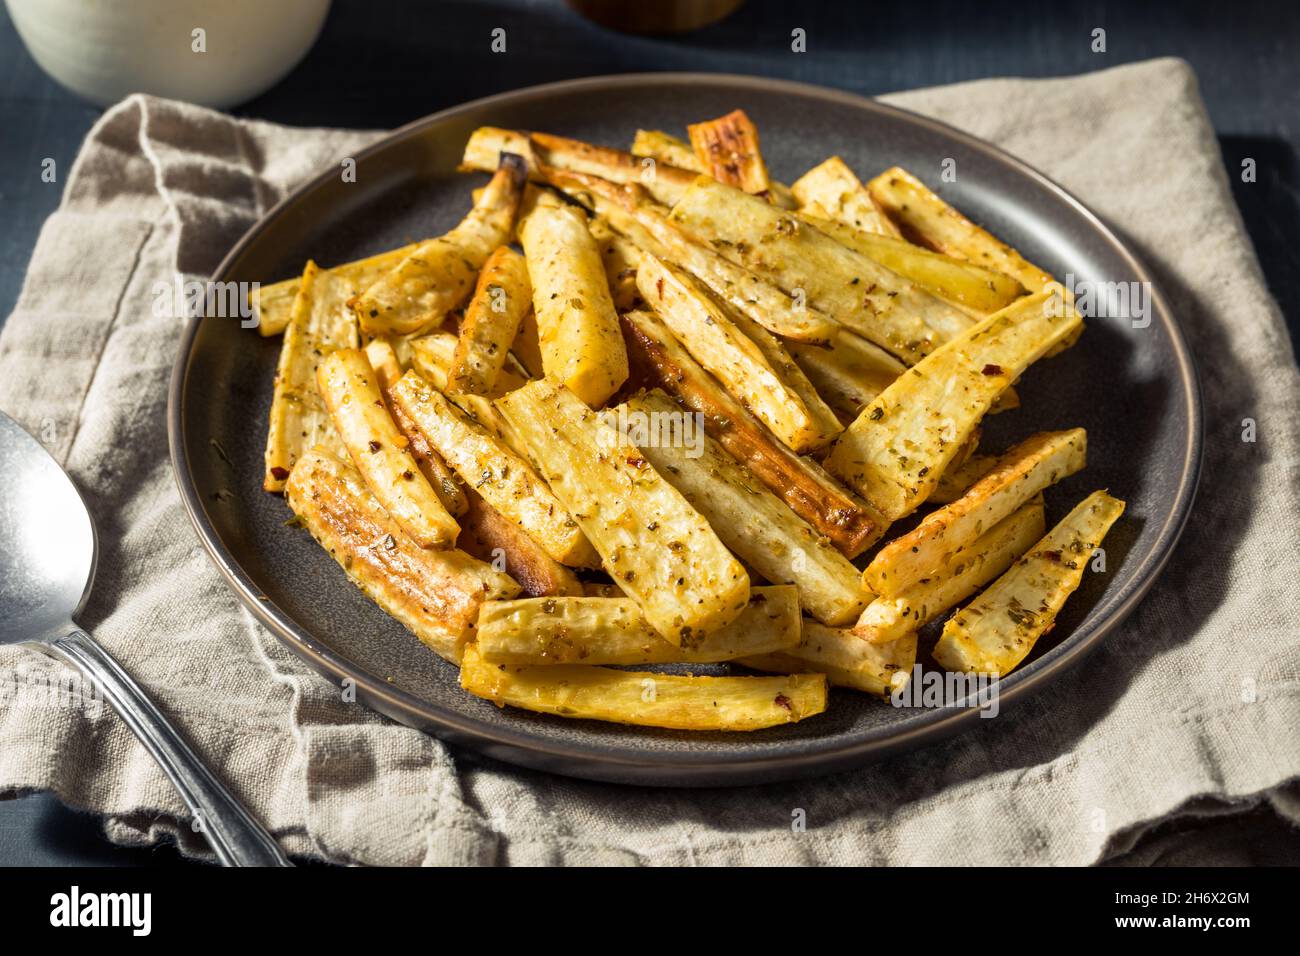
xmin=826 ymin=291 xmax=1083 ymax=524
xmin=317 ymin=349 xmax=460 ymax=549
xmin=460 ymin=644 xmax=826 ymax=730
xmin=351 ymin=154 xmax=526 ymax=336
xmin=933 ymin=491 xmax=1125 ymax=676
xmin=670 ymin=177 xmax=974 ymax=363
xmin=256 ymin=242 xmax=421 ymax=337
xmin=614 ymin=391 xmax=868 ymax=626
xmin=865 ymin=429 xmax=1086 ymax=596
xmin=545 ymin=168 xmax=836 ymax=344
xmin=476 ymin=586 xmax=800 ymax=666
xmin=621 ymin=309 xmax=884 ymax=557
xmin=518 ymin=197 xmax=628 ymax=406
xmin=636 ymin=254 xmax=841 ymax=452
xmin=390 ymin=370 xmax=599 ymax=568
xmin=456 ymin=488 xmax=584 ymax=598
xmin=588 ymin=216 xmax=642 ymax=310
xmin=447 ymin=246 xmax=532 ymax=397
xmin=496 ymin=379 xmax=750 ymax=644
xmin=856 ymin=497 xmax=1045 ymax=644
xmin=792 ymin=156 xmax=901 ymax=237
xmin=688 ymin=109 xmax=773 ymax=195
xmin=363 ymin=337 xmax=467 ymax=517
xmin=740 ymin=623 xmax=917 ymax=698
xmin=285 ymin=449 xmax=518 ymax=663
xmin=459 ymin=127 xmax=698 ymax=206
xmin=788 ymin=327 xmax=907 ymax=423
xmin=263 ymin=261 xmax=358 ymax=492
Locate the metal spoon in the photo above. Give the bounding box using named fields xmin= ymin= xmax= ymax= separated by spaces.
xmin=0 ymin=411 xmax=291 ymax=866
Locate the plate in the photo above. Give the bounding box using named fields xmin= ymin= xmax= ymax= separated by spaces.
xmin=168 ymin=74 xmax=1201 ymax=786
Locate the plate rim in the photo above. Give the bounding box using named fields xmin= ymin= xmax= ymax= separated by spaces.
xmin=167 ymin=71 xmax=1203 ymax=785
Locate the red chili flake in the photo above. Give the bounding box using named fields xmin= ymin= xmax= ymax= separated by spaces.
xmin=270 ymin=466 xmax=290 ymax=481
xmin=626 ymin=455 xmax=646 ymax=468
xmin=774 ymin=694 xmax=793 ymax=711
xmin=981 ymin=364 xmax=1003 ymax=376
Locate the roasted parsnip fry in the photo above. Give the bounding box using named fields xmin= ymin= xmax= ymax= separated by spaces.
xmin=614 ymin=391 xmax=867 ymax=626
xmin=476 ymin=585 xmax=800 ymax=666
xmin=256 ymin=242 xmax=420 ymax=337
xmin=588 ymin=216 xmax=642 ymax=310
xmin=447 ymin=245 xmax=532 ymax=397
xmin=547 ymin=168 xmax=836 ymax=344
xmin=688 ymin=109 xmax=772 ymax=195
xmin=927 ymin=453 xmax=997 ymax=505
xmin=933 ymin=491 xmax=1125 ymax=676
xmin=457 ymin=489 xmax=584 ymax=598
xmin=263 ymin=262 xmax=358 ymax=492
xmin=351 ymin=154 xmax=527 ymax=335
xmin=857 ymin=497 xmax=1046 ymax=643
xmin=865 ymin=429 xmax=1086 ymax=596
xmin=496 ymin=379 xmax=750 ymax=644
xmin=868 ymin=166 xmax=1057 ymax=294
xmin=636 ymin=255 xmax=841 ymax=452
xmin=459 ymin=127 xmax=698 ymax=206
xmin=390 ymin=370 xmax=599 ymax=569
xmin=460 ymin=644 xmax=825 ymax=730
xmin=285 ymin=449 xmax=518 ymax=663
xmin=740 ymin=623 xmax=916 ymax=698
xmin=622 ymin=309 xmax=883 ymax=556
xmin=631 ymin=129 xmax=702 ymax=171
xmin=317 ymin=349 xmax=460 ymax=549
xmin=670 ymin=177 xmax=974 ymax=363
xmin=409 ymin=332 xmax=523 ymax=446
xmin=826 ymin=291 xmax=1083 ymax=523
xmin=518 ymin=197 xmax=628 ymax=406
xmin=788 ymin=328 xmax=906 ymax=423
xmin=364 ymin=336 xmax=467 ymax=517
xmin=791 ymin=156 xmax=901 ymax=237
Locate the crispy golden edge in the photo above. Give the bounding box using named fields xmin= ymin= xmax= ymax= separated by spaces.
xmin=459 ymin=645 xmax=827 ymax=730
xmin=457 ymin=488 xmax=584 ymax=598
xmin=933 ymin=491 xmax=1125 ymax=676
xmin=447 ymin=245 xmax=532 ymax=397
xmin=285 ymin=449 xmax=518 ymax=663
xmin=476 ymin=586 xmax=800 ymax=666
xmin=740 ymin=623 xmax=917 ymax=698
xmin=865 ymin=429 xmax=1087 ymax=596
xmin=317 ymin=349 xmax=460 ymax=549
xmin=688 ymin=109 xmax=773 ymax=195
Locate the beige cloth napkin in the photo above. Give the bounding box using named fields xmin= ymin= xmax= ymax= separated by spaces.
xmin=2 ymin=58 xmax=1298 ymax=866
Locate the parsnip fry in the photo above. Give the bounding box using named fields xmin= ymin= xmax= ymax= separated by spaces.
xmin=476 ymin=586 xmax=800 ymax=666
xmin=857 ymin=497 xmax=1046 ymax=643
xmin=740 ymin=623 xmax=916 ymax=698
xmin=317 ymin=349 xmax=459 ymax=549
xmin=928 ymin=454 xmax=997 ymax=505
xmin=868 ymin=166 xmax=1057 ymax=294
xmin=622 ymin=309 xmax=883 ymax=557
xmin=364 ymin=336 xmax=467 ymax=517
xmin=518 ymin=198 xmax=628 ymax=406
xmin=866 ymin=429 xmax=1086 ymax=596
xmin=263 ymin=261 xmax=358 ymax=492
xmin=510 ymin=307 xmax=546 ymax=379
xmin=631 ymin=129 xmax=702 ymax=171
xmin=589 ymin=216 xmax=642 ymax=311
xmin=352 ymin=154 xmax=526 ymax=335
xmin=636 ymin=254 xmax=841 ymax=452
xmin=546 ymin=168 xmax=836 ymax=343
xmin=826 ymin=291 xmax=1083 ymax=523
xmin=613 ymin=391 xmax=867 ymax=626
xmin=447 ymin=246 xmax=532 ymax=397
xmin=688 ymin=109 xmax=772 ymax=195
xmin=409 ymin=332 xmax=523 ymax=446
xmin=460 ymin=644 xmax=825 ymax=730
xmin=457 ymin=489 xmax=584 ymax=598
xmin=789 ymin=327 xmax=906 ymax=423
xmin=496 ymin=379 xmax=750 ymax=644
xmin=285 ymin=449 xmax=518 ymax=663
xmin=669 ymin=176 xmax=973 ymax=363
xmin=934 ymin=491 xmax=1126 ymax=676
xmin=390 ymin=370 xmax=598 ymax=568
xmin=792 ymin=156 xmax=901 ymax=237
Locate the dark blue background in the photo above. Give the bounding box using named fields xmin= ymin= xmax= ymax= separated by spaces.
xmin=1 ymin=0 xmax=1296 ymax=865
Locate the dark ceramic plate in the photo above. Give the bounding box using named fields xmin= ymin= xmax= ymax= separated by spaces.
xmin=169 ymin=74 xmax=1201 ymax=786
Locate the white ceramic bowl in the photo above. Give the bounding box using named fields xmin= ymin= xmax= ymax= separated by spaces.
xmin=6 ymin=0 xmax=331 ymax=108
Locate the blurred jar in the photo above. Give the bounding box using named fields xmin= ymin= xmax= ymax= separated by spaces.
xmin=5 ymin=0 xmax=331 ymax=108
xmin=566 ymin=0 xmax=745 ymax=34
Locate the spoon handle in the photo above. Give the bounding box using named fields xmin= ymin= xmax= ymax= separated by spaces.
xmin=43 ymin=626 xmax=293 ymax=867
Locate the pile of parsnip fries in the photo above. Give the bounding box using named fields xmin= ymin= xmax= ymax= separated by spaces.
xmin=258 ymin=109 xmax=1124 ymax=732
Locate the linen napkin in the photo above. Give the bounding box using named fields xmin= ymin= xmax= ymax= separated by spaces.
xmin=1 ymin=58 xmax=1297 ymax=866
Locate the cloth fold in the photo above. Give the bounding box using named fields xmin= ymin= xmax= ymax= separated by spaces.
xmin=2 ymin=58 xmax=1297 ymax=866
